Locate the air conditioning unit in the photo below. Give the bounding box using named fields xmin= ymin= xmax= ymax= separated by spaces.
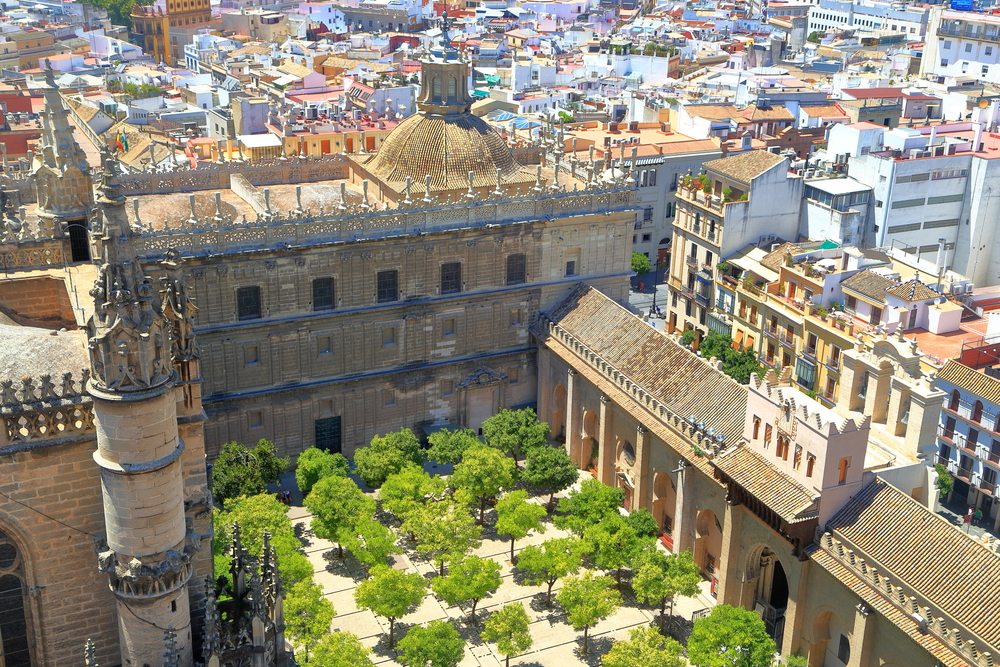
xmin=951 ymin=283 xmax=965 ymax=295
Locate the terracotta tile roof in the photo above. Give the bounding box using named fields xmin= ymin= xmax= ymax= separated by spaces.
xmin=681 ymin=103 xmax=741 ymax=120
xmin=759 ymin=242 xmax=800 ymax=271
xmin=703 ymin=150 xmax=786 ymax=185
xmin=801 ymin=103 xmax=848 ymax=118
xmin=714 ymin=446 xmax=818 ymax=523
xmin=740 ymin=104 xmax=794 ymax=121
xmin=825 ymin=478 xmax=1000 ymax=653
xmin=841 ymin=270 xmax=897 ymax=304
xmin=884 ymin=277 xmax=942 ymax=302
xmin=938 ymin=360 xmax=1000 ymax=404
xmin=542 ymin=285 xmax=747 ymax=445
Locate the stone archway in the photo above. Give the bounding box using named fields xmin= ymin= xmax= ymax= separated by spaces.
xmin=652 ymin=472 xmax=676 ymax=547
xmin=580 ymin=409 xmax=598 ymax=468
xmin=694 ymin=509 xmax=722 ymax=578
xmin=743 ymin=546 xmax=789 ymax=649
xmin=615 ymin=438 xmax=636 ymax=510
xmin=551 ymin=383 xmax=567 ymax=440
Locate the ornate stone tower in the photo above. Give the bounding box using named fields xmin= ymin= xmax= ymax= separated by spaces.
xmin=32 ymin=63 xmax=94 ymax=252
xmin=87 ymin=153 xmax=195 ymax=667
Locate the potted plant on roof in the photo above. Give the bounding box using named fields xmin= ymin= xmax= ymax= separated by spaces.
xmin=722 ymin=186 xmax=733 ymax=202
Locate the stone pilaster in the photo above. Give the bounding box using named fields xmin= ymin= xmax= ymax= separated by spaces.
xmin=633 ymin=424 xmax=651 ymax=511
xmin=838 ymin=353 xmax=865 ymax=412
xmin=716 ymin=500 xmax=742 ymax=607
xmin=863 ymin=367 xmax=892 ymax=424
xmin=673 ymin=458 xmax=693 ymax=554
xmin=904 ymin=385 xmax=945 ymax=459
xmin=565 ymin=369 xmax=581 ymax=467
xmin=597 ymin=395 xmax=613 ymax=486
xmin=847 ymin=602 xmax=876 ymax=667
xmin=887 ymin=378 xmax=908 ymax=437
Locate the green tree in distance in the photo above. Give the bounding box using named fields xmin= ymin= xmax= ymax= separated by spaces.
xmin=354 ymin=564 xmax=427 ymax=648
xmin=379 ymin=464 xmax=446 ymax=523
xmin=213 ymin=494 xmax=312 ymax=589
xmin=403 ymin=500 xmax=482 ymax=575
xmin=554 ymin=477 xmax=625 ymax=535
xmin=516 ymin=537 xmax=591 ymax=607
xmin=295 ymin=447 xmax=350 ymax=496
xmin=431 ymin=555 xmax=502 ymax=625
xmin=698 ymin=332 xmax=764 ymax=385
xmin=284 ymin=581 xmax=336 ymax=662
xmin=632 ymin=550 xmax=702 ymax=632
xmin=632 ymin=251 xmax=652 ymax=276
xmin=687 ymin=604 xmax=777 ymax=667
xmin=305 ymin=476 xmax=376 ymax=557
xmin=342 ymin=515 xmax=400 ymax=570
xmin=212 ymin=439 xmax=289 ymax=503
xmin=300 ymin=631 xmax=374 ymax=667
xmin=353 ymin=428 xmax=424 ymax=488
xmin=426 ymin=428 xmax=480 ymax=465
xmin=521 ymin=446 xmax=578 ymax=510
xmin=495 ymin=490 xmax=546 ymax=562
xmin=482 ymin=603 xmax=533 ymax=667
xmin=584 ymin=515 xmax=656 ymax=586
xmin=557 ymin=571 xmax=621 ymax=655
xmin=625 ymin=507 xmax=661 ymax=538
xmin=451 ymin=443 xmax=517 ymax=524
xmin=396 ymin=619 xmax=465 ymax=667
xmin=481 ymin=408 xmax=551 ymax=461
xmin=603 ymin=626 xmax=684 ymax=667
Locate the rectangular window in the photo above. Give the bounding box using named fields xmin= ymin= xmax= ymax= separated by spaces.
xmin=245 ymin=344 xmax=260 ymax=365
xmin=566 ymin=260 xmax=577 ymax=277
xmin=510 ymin=308 xmax=524 ymax=326
xmin=443 ymin=318 xmax=456 ymax=336
xmin=248 ymin=410 xmax=263 ymax=429
xmin=382 ymin=327 xmax=396 ymax=347
xmin=313 ymin=277 xmax=335 ymax=311
xmin=383 ymin=389 xmax=395 ymax=406
xmin=966 ymin=43 xmax=973 ymax=52
xmin=764 ymin=423 xmax=772 ymax=448
xmin=890 ymin=198 xmax=926 ymax=209
xmin=442 ymin=380 xmax=454 ymax=396
xmin=923 ymin=219 xmax=960 ymax=229
xmin=509 ymin=368 xmax=519 ymax=384
xmin=236 ymin=285 xmax=262 ymax=320
xmin=927 ymin=194 xmax=965 ymax=205
xmin=830 ymin=345 xmax=841 ymax=368
xmin=377 ymin=270 xmax=398 ymax=303
xmin=987 ymin=46 xmax=993 ymax=55
xmin=506 ymin=253 xmax=526 ymax=285
xmin=440 ymin=262 xmax=462 ymax=294
xmin=642 ymin=233 xmax=652 ymax=243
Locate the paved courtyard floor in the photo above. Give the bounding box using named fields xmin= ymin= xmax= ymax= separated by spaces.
xmin=286 ymin=477 xmax=716 ymax=666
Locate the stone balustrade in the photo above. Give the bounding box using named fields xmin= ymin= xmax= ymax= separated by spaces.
xmin=820 ymin=531 xmax=994 ymax=667
xmin=0 ymin=371 xmax=95 ymax=450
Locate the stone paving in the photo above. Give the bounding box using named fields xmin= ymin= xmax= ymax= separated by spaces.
xmin=286 ymin=478 xmax=716 ymax=666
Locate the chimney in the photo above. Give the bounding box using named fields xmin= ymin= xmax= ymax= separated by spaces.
xmin=928 ymin=124 xmax=937 ymax=148
xmin=974 ymin=122 xmax=985 ymax=152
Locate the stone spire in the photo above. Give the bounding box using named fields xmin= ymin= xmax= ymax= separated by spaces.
xmin=32 ymin=60 xmax=93 ymax=233
xmin=88 ymin=150 xmax=194 ymax=667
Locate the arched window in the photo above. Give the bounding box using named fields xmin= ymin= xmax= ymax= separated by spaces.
xmin=950 ymin=389 xmax=960 ymax=411
xmin=973 ymin=400 xmax=984 ymax=423
xmin=0 ymin=529 xmax=32 ymax=667
xmin=752 ymin=416 xmax=761 ymax=440
xmin=447 ymin=77 xmax=457 ymax=103
xmin=432 ymin=77 xmax=441 ymax=101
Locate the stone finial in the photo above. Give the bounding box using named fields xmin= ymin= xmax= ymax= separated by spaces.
xmin=466 ymin=170 xmax=476 ymax=199
xmin=338 ymin=182 xmax=348 ymax=212
xmin=403 ymin=176 xmax=413 ymax=204
xmin=187 ymin=194 xmax=197 ymax=224
xmin=423 ymin=174 xmax=433 ymax=203
xmin=294 ymin=185 xmax=304 ymax=216
xmin=533 ymin=165 xmax=544 ymax=193
xmin=361 ymin=180 xmax=371 ymax=209
xmin=493 ymin=168 xmax=503 ymax=197
xmin=133 ymin=198 xmax=141 ymax=227
xmin=213 ymin=192 xmax=224 ymax=224
xmin=263 ymin=188 xmax=272 ymax=215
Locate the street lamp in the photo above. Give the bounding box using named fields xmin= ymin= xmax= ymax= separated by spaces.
xmin=649 ymin=255 xmax=661 ymax=318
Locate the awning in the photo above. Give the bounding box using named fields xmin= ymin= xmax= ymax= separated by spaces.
xmin=795 ymin=357 xmax=817 ymax=384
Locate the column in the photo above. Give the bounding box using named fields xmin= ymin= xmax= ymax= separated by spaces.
xmin=863 ymin=367 xmax=892 ymax=424
xmin=886 ymin=378 xmax=908 ymax=437
xmin=633 ymin=424 xmax=652 ymax=512
xmin=716 ymin=500 xmax=743 ymax=607
xmin=847 ymin=602 xmax=876 ymax=667
xmin=903 ymin=387 xmax=945 ymax=460
xmin=596 ymin=395 xmax=614 ymax=486
xmin=537 ymin=348 xmax=551 ymax=432
xmin=673 ymin=459 xmax=693 ymax=554
xmin=565 ymin=369 xmax=582 ymax=467
xmin=838 ymin=354 xmax=864 ymax=412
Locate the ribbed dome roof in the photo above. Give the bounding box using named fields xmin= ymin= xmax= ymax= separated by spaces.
xmin=364 ymin=112 xmax=534 ymax=191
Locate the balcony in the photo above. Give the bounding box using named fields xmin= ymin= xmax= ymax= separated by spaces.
xmin=738 ymin=280 xmax=765 ymax=297
xmin=707 ymin=229 xmax=717 ymax=242
xmin=720 ymin=275 xmax=739 ymax=289
xmin=676 ymin=183 xmax=726 ymax=213
xmin=780 ymin=334 xmax=795 ymax=348
xmin=803 ymin=345 xmax=817 ymax=359
xmin=695 ymin=292 xmax=710 ymax=307
xmin=979 ymin=478 xmax=997 ymax=496
xmin=764 ymin=325 xmax=778 ymax=339
xmin=938 ymin=425 xmax=955 ymax=443
xmin=938 ymin=27 xmax=1000 ymax=42
xmin=686 ymin=256 xmax=698 ymax=271
xmin=681 ymin=285 xmax=696 ymax=300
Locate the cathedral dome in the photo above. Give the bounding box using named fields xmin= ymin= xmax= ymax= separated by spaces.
xmin=365 ymin=112 xmax=528 ymax=191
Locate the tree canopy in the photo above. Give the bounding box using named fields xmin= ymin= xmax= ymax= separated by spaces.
xmin=521 ymin=446 xmax=578 ymax=509
xmin=516 ymin=536 xmax=590 ymax=607
xmin=299 ymin=631 xmax=374 ymax=667
xmin=284 ymin=581 xmax=336 ymax=662
xmin=403 ymin=500 xmax=482 ymax=575
xmin=583 ymin=515 xmax=656 ymax=586
xmin=342 ymin=515 xmax=400 ymax=570
xmin=305 ymin=475 xmax=376 ymax=557
xmin=554 ymin=477 xmax=625 ymax=535
xmin=212 ymin=439 xmax=289 ymax=503
xmin=450 ymin=443 xmax=517 ymax=524
xmin=698 ymin=332 xmax=764 ymax=385
xmin=295 ymin=447 xmax=350 ymax=496
xmin=354 ymin=564 xmax=427 ymax=648
xmin=353 ymin=428 xmax=424 ymax=488
xmin=482 ymin=603 xmax=533 ymax=667
xmin=495 ymin=490 xmax=547 ymax=562
xmin=379 ymin=464 xmax=446 ymax=522
xmin=603 ymin=626 xmax=685 ymax=667
xmin=426 ymin=428 xmax=480 ymax=465
xmin=481 ymin=408 xmax=550 ymax=460
xmin=632 ymin=550 xmax=702 ymax=632
xmin=632 ymin=251 xmax=652 ymax=276
xmin=687 ymin=604 xmax=777 ymax=667
xmin=396 ymin=619 xmax=465 ymax=667
xmin=430 ymin=555 xmax=502 ymax=625
xmin=557 ymin=571 xmax=622 ymax=654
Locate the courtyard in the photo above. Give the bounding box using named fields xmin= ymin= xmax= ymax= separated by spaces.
xmin=283 ymin=473 xmax=717 ymax=666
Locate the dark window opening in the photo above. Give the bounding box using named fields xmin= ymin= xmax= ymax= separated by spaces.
xmin=440 ymin=262 xmax=462 ymax=294
xmin=377 ymin=270 xmax=398 ymax=303
xmin=506 ymin=253 xmax=526 ymax=285
xmin=67 ymin=222 xmax=90 ymax=262
xmin=838 ymin=635 xmax=851 ymax=664
xmin=315 ymin=416 xmax=342 ymax=454
xmin=312 ymin=277 xmax=335 ymax=311
xmin=236 ymin=286 xmax=262 ymax=321
xmin=565 ymin=260 xmax=577 ymax=277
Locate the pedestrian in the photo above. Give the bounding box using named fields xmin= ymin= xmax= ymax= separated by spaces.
xmin=974 ymin=508 xmax=983 ymax=526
